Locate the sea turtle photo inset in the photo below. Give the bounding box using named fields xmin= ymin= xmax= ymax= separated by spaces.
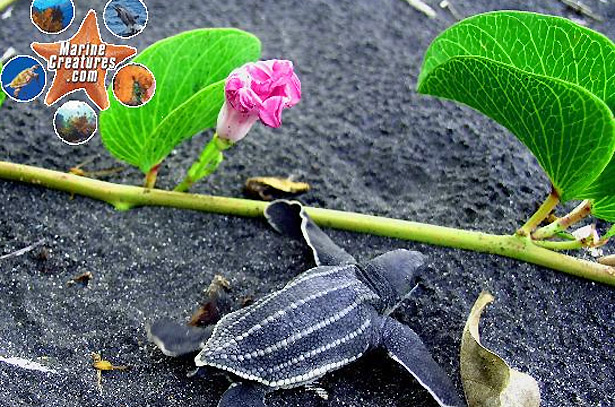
xmin=112 ymin=63 xmax=156 ymax=107
xmin=30 ymin=0 xmax=75 ymax=34
xmin=0 ymin=55 xmax=46 ymax=103
xmin=53 ymin=101 xmax=98 ymax=145
xmin=103 ymin=0 xmax=148 ymax=39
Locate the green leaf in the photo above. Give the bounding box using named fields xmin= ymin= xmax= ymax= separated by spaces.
xmin=418 ymin=11 xmax=615 ymax=202
xmin=461 ymin=291 xmax=541 ymax=407
xmin=603 ymin=224 xmax=615 ymax=240
xmin=0 ymin=61 xmax=5 ymax=108
xmin=100 ymin=28 xmax=261 ymax=173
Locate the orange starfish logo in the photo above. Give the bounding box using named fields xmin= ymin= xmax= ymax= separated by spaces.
xmin=31 ymin=9 xmax=137 ymax=110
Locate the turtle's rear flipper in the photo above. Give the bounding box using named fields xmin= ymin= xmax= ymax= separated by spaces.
xmin=147 ymin=319 xmax=213 ymax=357
xmin=265 ymin=200 xmax=355 ymax=266
xmin=375 ymin=316 xmax=464 ymax=407
xmin=218 ymin=382 xmax=268 ymax=407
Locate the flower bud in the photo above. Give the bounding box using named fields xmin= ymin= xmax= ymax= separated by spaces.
xmin=216 ymin=59 xmax=301 ymax=142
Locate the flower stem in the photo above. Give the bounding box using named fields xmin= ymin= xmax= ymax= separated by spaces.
xmin=532 ymin=200 xmax=592 ymax=240
xmin=517 ymin=187 xmax=560 ymax=236
xmin=1 ymin=160 xmax=614 ymax=286
xmin=174 ymin=133 xmax=231 ymax=192
xmin=144 ymin=164 xmax=160 ymax=189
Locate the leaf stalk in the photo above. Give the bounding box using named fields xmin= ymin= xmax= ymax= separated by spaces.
xmin=532 ymin=199 xmax=592 ymax=240
xmin=144 ymin=164 xmax=160 ymax=189
xmin=517 ymin=187 xmax=560 ymax=236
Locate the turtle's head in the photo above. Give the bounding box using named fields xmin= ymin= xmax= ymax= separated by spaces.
xmin=358 ymin=249 xmax=425 ymax=311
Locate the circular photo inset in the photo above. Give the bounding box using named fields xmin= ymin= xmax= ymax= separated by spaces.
xmin=53 ymin=101 xmax=98 ymax=145
xmin=30 ymin=0 xmax=75 ymax=34
xmin=112 ymin=63 xmax=156 ymax=107
xmin=0 ymin=55 xmax=46 ymax=102
xmin=103 ymin=0 xmax=148 ymax=39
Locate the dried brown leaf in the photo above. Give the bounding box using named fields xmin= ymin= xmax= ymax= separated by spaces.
xmin=461 ymin=292 xmax=540 ymax=407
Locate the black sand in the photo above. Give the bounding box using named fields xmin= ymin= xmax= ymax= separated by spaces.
xmin=1 ymin=0 xmax=614 ymax=406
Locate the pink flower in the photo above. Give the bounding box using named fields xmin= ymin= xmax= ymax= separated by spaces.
xmin=216 ymin=59 xmax=301 ymax=143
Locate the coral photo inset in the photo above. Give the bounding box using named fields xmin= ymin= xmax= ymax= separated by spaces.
xmin=103 ymin=0 xmax=148 ymax=38
xmin=30 ymin=0 xmax=75 ymax=34
xmin=0 ymin=55 xmax=46 ymax=102
xmin=53 ymin=100 xmax=98 ymax=145
xmin=112 ymin=63 xmax=155 ymax=107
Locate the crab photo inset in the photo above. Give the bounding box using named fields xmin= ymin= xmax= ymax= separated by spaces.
xmin=112 ymin=63 xmax=155 ymax=107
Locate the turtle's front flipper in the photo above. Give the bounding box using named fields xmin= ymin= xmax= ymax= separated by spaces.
xmin=265 ymin=200 xmax=355 ymax=266
xmin=147 ymin=319 xmax=213 ymax=357
xmin=375 ymin=316 xmax=464 ymax=407
xmin=218 ymin=382 xmax=268 ymax=407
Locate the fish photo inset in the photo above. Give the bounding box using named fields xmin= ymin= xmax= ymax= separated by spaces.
xmin=103 ymin=0 xmax=148 ymax=39
xmin=0 ymin=55 xmax=46 ymax=102
xmin=53 ymin=100 xmax=98 ymax=145
xmin=112 ymin=63 xmax=155 ymax=107
xmin=30 ymin=0 xmax=75 ymax=34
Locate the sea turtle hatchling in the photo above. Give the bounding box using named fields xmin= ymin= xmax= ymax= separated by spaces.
xmin=148 ymin=200 xmax=463 ymax=407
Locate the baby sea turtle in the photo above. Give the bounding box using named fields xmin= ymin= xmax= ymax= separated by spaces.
xmin=148 ymin=200 xmax=462 ymax=407
xmin=7 ymin=65 xmax=40 ymax=97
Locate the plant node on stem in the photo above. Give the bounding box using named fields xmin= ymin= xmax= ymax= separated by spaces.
xmin=516 ymin=186 xmax=560 ymax=237
xmin=532 ymin=200 xmax=592 ymax=240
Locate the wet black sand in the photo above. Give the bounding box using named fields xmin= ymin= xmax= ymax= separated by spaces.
xmin=1 ymin=0 xmax=614 ymax=406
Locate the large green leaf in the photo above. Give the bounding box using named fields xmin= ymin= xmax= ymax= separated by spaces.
xmin=100 ymin=28 xmax=261 ymax=173
xmin=418 ymin=11 xmax=615 ymax=203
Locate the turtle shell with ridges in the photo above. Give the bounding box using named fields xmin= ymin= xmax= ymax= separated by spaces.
xmin=195 ymin=265 xmax=380 ymax=388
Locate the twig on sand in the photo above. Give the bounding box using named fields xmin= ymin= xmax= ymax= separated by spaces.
xmin=403 ymin=0 xmax=437 ymax=18
xmin=1 ymin=5 xmax=12 ymax=19
xmin=1 ymin=47 xmax=16 ymax=64
xmin=0 ymin=239 xmax=45 ymax=260
xmin=439 ymin=0 xmax=461 ymax=20
xmin=0 ymin=355 xmax=59 ymax=374
xmin=559 ymin=0 xmax=603 ymax=21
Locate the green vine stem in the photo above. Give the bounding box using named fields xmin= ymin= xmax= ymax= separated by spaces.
xmin=517 ymin=186 xmax=560 ymax=236
xmin=174 ymin=133 xmax=231 ymax=192
xmin=1 ymin=160 xmax=614 ymax=285
xmin=533 ymin=199 xmax=592 ymax=240
xmin=0 ymin=0 xmax=18 ymax=12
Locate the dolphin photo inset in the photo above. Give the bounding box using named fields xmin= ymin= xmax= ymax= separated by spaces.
xmin=103 ymin=0 xmax=148 ymax=38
